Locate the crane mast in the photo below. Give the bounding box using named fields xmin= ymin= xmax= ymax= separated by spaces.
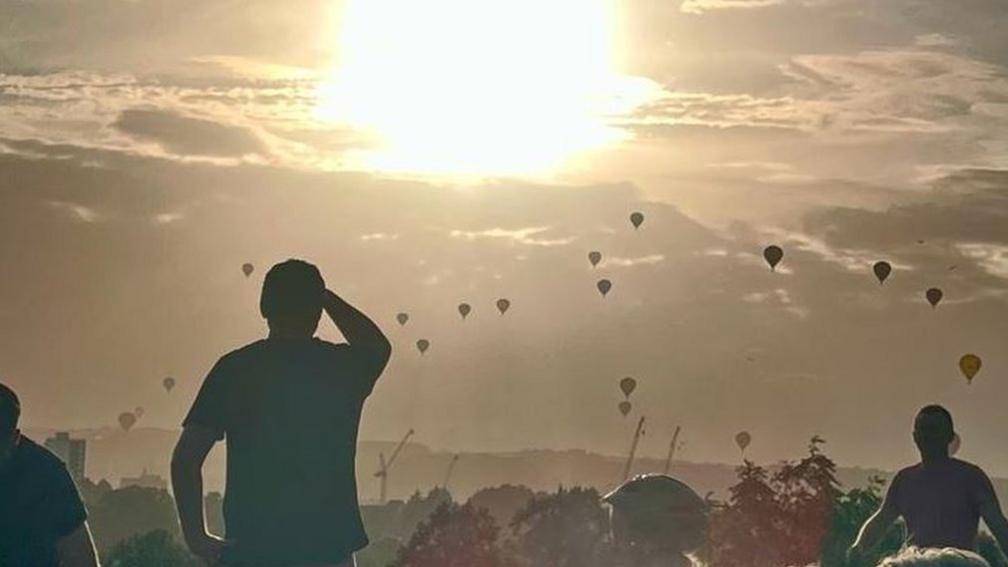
xmin=375 ymin=428 xmax=414 ymax=504
xmin=621 ymin=416 xmax=646 ymax=483
xmin=663 ymin=425 xmax=681 ymax=475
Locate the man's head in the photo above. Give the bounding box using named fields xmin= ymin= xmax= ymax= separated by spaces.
xmin=0 ymin=383 xmax=21 ymax=468
xmin=260 ymin=259 xmax=325 ymax=337
xmin=913 ymin=404 xmax=955 ymax=456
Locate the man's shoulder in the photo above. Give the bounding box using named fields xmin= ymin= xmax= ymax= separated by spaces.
xmin=950 ymin=458 xmax=988 ymax=478
xmin=217 ymin=340 xmax=270 ymax=365
xmin=15 ymin=437 xmax=70 ymax=477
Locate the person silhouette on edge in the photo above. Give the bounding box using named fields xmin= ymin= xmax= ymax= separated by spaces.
xmin=0 ymin=383 xmax=100 ymax=567
xmin=849 ymin=405 xmax=1008 ymax=561
xmin=172 ymin=259 xmax=391 ymax=567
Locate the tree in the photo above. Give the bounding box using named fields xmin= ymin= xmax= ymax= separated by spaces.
xmin=467 ymin=485 xmax=537 ymax=539
xmin=773 ymin=437 xmax=841 ymax=566
xmin=87 ymin=486 xmax=182 ymax=554
xmin=708 ymin=460 xmax=785 ymax=567
xmin=104 ymin=530 xmax=199 ymax=567
xmin=509 ymin=486 xmax=613 ymax=567
xmin=821 ymin=476 xmax=904 ymax=567
xmin=395 ymin=501 xmax=505 ymax=567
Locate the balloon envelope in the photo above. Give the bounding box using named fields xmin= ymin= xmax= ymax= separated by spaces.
xmin=588 ymin=251 xmax=602 ymax=267
xmin=873 ymin=261 xmax=892 ymax=284
xmin=458 ymin=303 xmax=472 ymax=319
xmin=630 ymin=212 xmax=645 ymax=229
xmin=162 ymin=377 xmax=175 ymax=392
xmin=416 ymin=339 xmax=430 ymax=354
xmin=597 ymin=279 xmax=612 ymax=297
xmin=241 ymin=263 xmax=254 ymax=277
xmin=735 ymin=431 xmax=751 ymax=452
xmin=496 ymin=298 xmax=511 ymax=314
xmin=959 ymin=354 xmax=981 ymax=383
xmin=620 ymin=377 xmax=637 ymax=398
xmin=118 ymin=412 xmax=137 ymax=431
xmin=396 ymin=313 xmax=409 ymax=326
xmin=926 ymin=288 xmax=943 ymax=308
xmin=619 ymin=401 xmax=632 ymax=417
xmin=763 ymin=245 xmax=783 ymax=271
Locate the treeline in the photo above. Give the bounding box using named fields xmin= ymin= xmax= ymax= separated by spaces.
xmin=79 ymin=439 xmax=1008 ymax=567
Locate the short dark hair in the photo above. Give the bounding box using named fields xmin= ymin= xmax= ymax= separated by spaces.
xmin=0 ymin=383 xmax=20 ymax=434
xmin=916 ymin=405 xmax=954 ymax=433
xmin=259 ymin=259 xmax=325 ymax=325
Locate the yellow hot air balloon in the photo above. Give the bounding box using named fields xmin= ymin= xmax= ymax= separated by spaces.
xmin=959 ymin=354 xmax=981 ymax=384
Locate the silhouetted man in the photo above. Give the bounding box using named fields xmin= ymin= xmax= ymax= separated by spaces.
xmin=0 ymin=383 xmax=100 ymax=567
xmin=850 ymin=405 xmax=1008 ymax=559
xmin=172 ymin=260 xmax=391 ymax=566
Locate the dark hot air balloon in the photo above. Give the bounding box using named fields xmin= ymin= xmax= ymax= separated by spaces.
xmin=458 ymin=303 xmax=472 ymax=319
xmin=763 ymin=245 xmax=783 ymax=271
xmin=588 ymin=251 xmax=602 ymax=268
xmin=597 ymin=279 xmax=612 ymax=298
xmin=496 ymin=298 xmax=511 ymax=314
xmin=416 ymin=339 xmax=430 ymax=355
xmin=118 ymin=412 xmax=137 ymax=432
xmin=630 ymin=212 xmax=645 ymax=229
xmin=619 ymin=401 xmax=632 ymax=417
xmin=162 ymin=377 xmax=175 ymax=392
xmin=735 ymin=431 xmax=751 ymax=452
xmin=242 ymin=263 xmax=254 ymax=278
xmin=926 ymin=288 xmax=943 ymax=308
xmin=619 ymin=377 xmax=637 ymax=398
xmin=873 ymin=261 xmax=892 ymax=285
xmin=396 ymin=313 xmax=409 ymax=326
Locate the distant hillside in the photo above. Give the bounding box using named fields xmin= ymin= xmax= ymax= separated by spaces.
xmin=25 ymin=427 xmax=1007 ymax=505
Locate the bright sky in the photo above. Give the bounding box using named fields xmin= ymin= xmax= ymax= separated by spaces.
xmin=3 ymin=0 xmax=1008 ymax=474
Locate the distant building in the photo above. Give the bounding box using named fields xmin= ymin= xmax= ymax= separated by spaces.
xmin=120 ymin=469 xmax=168 ymax=491
xmin=44 ymin=432 xmax=86 ymax=480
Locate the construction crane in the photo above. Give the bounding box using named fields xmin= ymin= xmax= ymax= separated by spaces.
xmin=663 ymin=425 xmax=682 ymax=475
xmin=441 ymin=454 xmax=460 ymax=491
xmin=374 ymin=428 xmax=414 ymax=504
xmin=621 ymin=416 xmax=646 ymax=483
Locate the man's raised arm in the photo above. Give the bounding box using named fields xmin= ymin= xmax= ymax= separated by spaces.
xmin=323 ymin=290 xmax=392 ymax=362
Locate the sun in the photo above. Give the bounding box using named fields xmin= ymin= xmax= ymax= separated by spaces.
xmin=315 ymin=0 xmax=655 ymax=178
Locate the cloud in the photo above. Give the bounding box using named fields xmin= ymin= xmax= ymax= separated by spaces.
xmin=47 ymin=201 xmax=103 ymax=223
xmin=680 ymin=0 xmax=785 ymax=14
xmin=956 ymin=243 xmax=1008 ymax=279
xmin=449 ymin=227 xmax=575 ymax=247
xmin=601 ymin=254 xmax=665 ymax=267
xmin=112 ymin=109 xmax=266 ymax=158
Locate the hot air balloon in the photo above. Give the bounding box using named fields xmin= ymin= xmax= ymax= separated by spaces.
xmin=396 ymin=313 xmax=409 ymax=326
xmin=588 ymin=251 xmax=602 ymax=268
xmin=597 ymin=279 xmax=612 ymax=298
xmin=763 ymin=245 xmax=783 ymax=271
xmin=134 ymin=407 xmax=144 ymax=419
xmin=619 ymin=401 xmax=632 ymax=417
xmin=619 ymin=377 xmax=637 ymax=399
xmin=416 ymin=339 xmax=430 ymax=355
xmin=162 ymin=377 xmax=175 ymax=392
xmin=873 ymin=261 xmax=892 ymax=285
xmin=949 ymin=433 xmax=961 ymax=456
xmin=630 ymin=212 xmax=645 ymax=230
xmin=959 ymin=354 xmax=981 ymax=384
xmin=242 ymin=263 xmax=254 ymax=278
xmin=496 ymin=298 xmax=511 ymax=315
xmin=926 ymin=288 xmax=943 ymax=308
xmin=458 ymin=303 xmax=472 ymax=319
xmin=118 ymin=412 xmax=137 ymax=432
xmin=735 ymin=431 xmax=751 ymax=452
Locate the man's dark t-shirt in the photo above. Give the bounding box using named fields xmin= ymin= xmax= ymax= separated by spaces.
xmin=0 ymin=437 xmax=88 ymax=567
xmin=886 ymin=458 xmax=997 ymax=550
xmin=184 ymin=338 xmax=385 ymax=566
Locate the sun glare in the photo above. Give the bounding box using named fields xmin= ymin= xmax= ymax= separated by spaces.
xmin=315 ymin=0 xmax=655 ymax=178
